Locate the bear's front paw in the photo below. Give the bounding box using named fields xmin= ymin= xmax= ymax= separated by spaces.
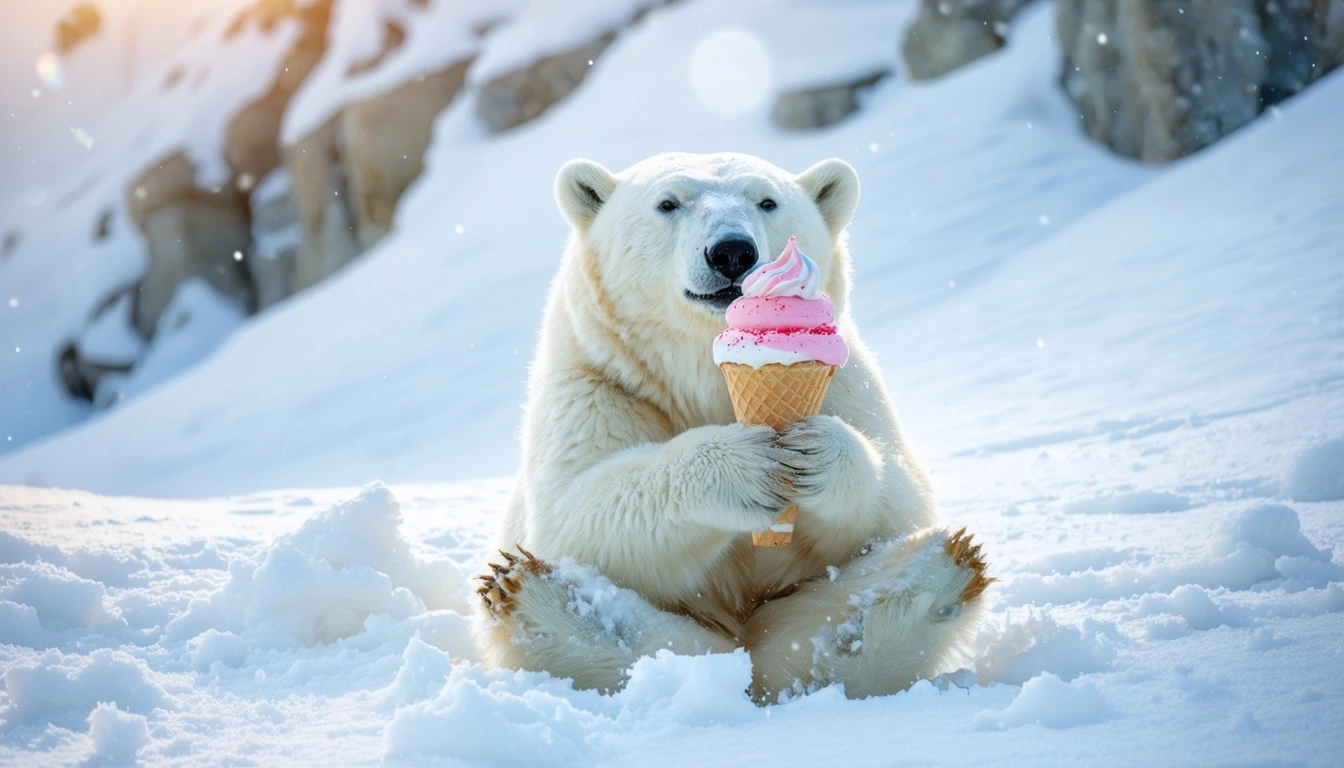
xmin=776 ymin=415 xmax=881 ymax=515
xmin=672 ymin=423 xmax=797 ymax=531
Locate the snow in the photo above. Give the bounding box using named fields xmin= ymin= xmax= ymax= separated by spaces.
xmin=971 ymin=672 xmax=1111 ymax=731
xmin=85 ymin=701 xmax=151 ymax=765
xmin=76 ymin=294 xmax=143 ymax=368
xmin=2 ymin=0 xmax=1344 ymax=764
xmin=107 ymin=279 xmax=247 ymax=406
xmin=1281 ymin=437 xmax=1344 ymax=502
xmin=467 ymin=0 xmax=657 ymax=86
xmin=282 ymin=0 xmax=517 ymax=144
xmin=0 ymin=0 xmax=319 ymax=454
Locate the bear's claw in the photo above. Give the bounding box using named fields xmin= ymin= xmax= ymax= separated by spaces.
xmin=943 ymin=527 xmax=995 ymax=604
xmin=476 ymin=545 xmax=551 ymax=616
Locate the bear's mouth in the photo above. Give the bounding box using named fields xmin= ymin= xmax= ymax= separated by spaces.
xmin=683 ymin=285 xmax=742 ymax=311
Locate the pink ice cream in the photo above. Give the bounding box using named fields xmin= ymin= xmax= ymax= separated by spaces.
xmin=712 ymin=237 xmax=850 ymax=368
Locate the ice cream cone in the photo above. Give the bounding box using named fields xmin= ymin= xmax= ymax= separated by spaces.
xmin=720 ymin=361 xmax=836 ymax=546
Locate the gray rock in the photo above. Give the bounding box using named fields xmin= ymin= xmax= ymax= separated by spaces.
xmin=287 ymin=118 xmax=363 ymax=293
xmin=1059 ymin=0 xmax=1343 ymax=163
xmin=70 ymin=292 xmax=143 ymax=403
xmin=771 ymin=71 xmax=890 ymax=131
xmin=138 ymin=202 xmax=254 ymax=337
xmin=248 ymin=168 xmax=300 ymax=311
xmin=286 ymin=58 xmax=472 ymax=291
xmin=340 ymin=60 xmax=472 ymax=246
xmin=475 ymin=35 xmax=613 ymax=134
xmin=1321 ymin=0 xmax=1344 ymax=68
xmin=473 ymin=1 xmax=674 ymax=133
xmin=126 ymin=154 xmax=254 ymax=336
xmin=54 ymin=4 xmax=101 ymax=55
xmin=903 ymin=0 xmax=1035 ymax=80
xmin=224 ymin=0 xmax=333 ymax=187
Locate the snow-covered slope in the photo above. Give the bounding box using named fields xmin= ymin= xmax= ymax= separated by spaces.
xmin=2 ymin=0 xmax=1343 ymax=765
xmin=0 ymin=2 xmax=1149 ymax=495
xmin=0 ymin=0 xmax=316 ymax=453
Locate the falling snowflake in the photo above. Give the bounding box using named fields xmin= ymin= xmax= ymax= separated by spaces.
xmin=454 ymin=225 xmax=464 ymax=235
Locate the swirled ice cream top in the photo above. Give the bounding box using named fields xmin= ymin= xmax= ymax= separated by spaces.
xmin=713 ymin=237 xmax=849 ymax=368
xmin=741 ymin=236 xmax=821 ymax=299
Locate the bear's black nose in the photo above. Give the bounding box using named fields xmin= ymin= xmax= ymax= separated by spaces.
xmin=705 ymin=239 xmax=758 ymax=281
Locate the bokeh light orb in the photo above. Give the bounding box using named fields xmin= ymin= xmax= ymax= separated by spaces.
xmin=35 ymin=52 xmax=64 ymax=90
xmin=688 ymin=28 xmax=772 ymax=115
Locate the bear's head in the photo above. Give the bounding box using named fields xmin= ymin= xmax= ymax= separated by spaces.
xmin=554 ymin=152 xmax=859 ymax=332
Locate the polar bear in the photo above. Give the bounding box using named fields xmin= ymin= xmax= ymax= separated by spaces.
xmin=473 ymin=152 xmax=991 ymax=702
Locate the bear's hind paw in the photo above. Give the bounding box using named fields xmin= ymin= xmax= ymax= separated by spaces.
xmin=943 ymin=528 xmax=995 ymax=605
xmin=476 ymin=546 xmax=551 ymax=616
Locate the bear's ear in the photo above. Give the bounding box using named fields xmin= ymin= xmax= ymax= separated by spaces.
xmin=555 ymin=159 xmax=617 ymax=231
xmin=796 ymin=158 xmax=860 ymax=237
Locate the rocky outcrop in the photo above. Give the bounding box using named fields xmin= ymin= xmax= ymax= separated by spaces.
xmin=248 ymin=168 xmax=300 ymax=310
xmin=340 ymin=60 xmax=472 ymax=247
xmin=117 ymin=0 xmax=332 ymax=337
xmin=224 ymin=0 xmax=333 ymax=189
xmin=903 ymin=0 xmax=1035 ymax=80
xmin=126 ymin=154 xmax=255 ymax=337
xmin=287 ymin=58 xmax=473 ymax=288
xmin=71 ymin=292 xmax=144 ymax=405
xmin=474 ymin=1 xmax=673 ymax=134
xmin=771 ymin=71 xmax=890 ymax=131
xmin=475 ymin=36 xmax=613 ymax=134
xmin=1058 ymin=0 xmax=1344 ymax=163
xmin=1 ymin=230 xmax=18 ymax=260
xmin=287 ymin=119 xmax=362 ymax=293
xmin=55 ymin=4 xmax=101 ymax=55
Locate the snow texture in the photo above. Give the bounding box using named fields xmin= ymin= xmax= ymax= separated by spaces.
xmin=2 ymin=0 xmax=1343 ymax=765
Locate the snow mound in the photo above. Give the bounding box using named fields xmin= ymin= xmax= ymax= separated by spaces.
xmin=972 ymin=673 xmax=1111 ymax=731
xmin=1005 ymin=502 xmax=1343 ymax=605
xmin=974 ymin=612 xmax=1117 ymax=685
xmin=1212 ymin=502 xmax=1334 ymax=563
xmin=383 ymin=648 xmax=757 ymax=765
xmin=1135 ymin=585 xmax=1246 ymax=631
xmin=0 ymin=561 xmax=123 ymax=637
xmin=381 ymin=635 xmax=458 ymax=711
xmin=1281 ymin=437 xmax=1344 ymax=502
xmin=0 ymin=649 xmax=168 ymax=733
xmin=165 ymin=482 xmax=466 ymax=647
xmin=85 ymin=701 xmax=151 ymax=765
xmin=1246 ymin=627 xmax=1293 ymax=651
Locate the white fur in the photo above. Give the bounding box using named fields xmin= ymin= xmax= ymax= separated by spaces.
xmin=474 ymin=152 xmax=985 ymax=701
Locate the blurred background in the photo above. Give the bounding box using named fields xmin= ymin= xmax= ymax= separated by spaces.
xmin=1 ymin=0 xmax=1341 ymax=498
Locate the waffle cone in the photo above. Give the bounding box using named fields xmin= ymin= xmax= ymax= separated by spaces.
xmin=719 ymin=361 xmax=836 ymax=546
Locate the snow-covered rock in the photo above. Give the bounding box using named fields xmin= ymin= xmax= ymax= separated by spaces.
xmin=771 ymin=71 xmax=890 ymax=131
xmin=471 ymin=0 xmax=667 ymax=133
xmin=903 ymin=0 xmax=1035 ymax=80
xmin=248 ymin=168 xmax=301 ymax=310
xmin=1058 ymin=0 xmax=1343 ymax=162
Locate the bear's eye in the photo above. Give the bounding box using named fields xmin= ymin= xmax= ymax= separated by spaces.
xmin=759 ymin=198 xmax=777 ymax=211
xmin=658 ymin=200 xmax=679 ymax=213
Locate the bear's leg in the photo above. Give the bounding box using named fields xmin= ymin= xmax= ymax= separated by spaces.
xmin=745 ymin=528 xmax=991 ymax=703
xmin=473 ymin=548 xmax=738 ymax=693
